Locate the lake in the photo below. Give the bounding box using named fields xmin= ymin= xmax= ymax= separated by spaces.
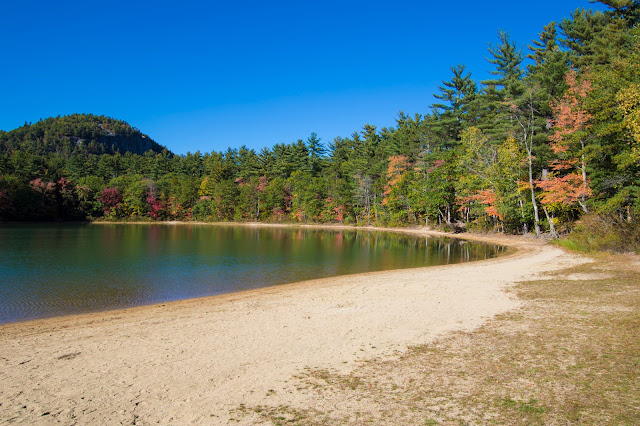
xmin=0 ymin=224 xmax=505 ymax=323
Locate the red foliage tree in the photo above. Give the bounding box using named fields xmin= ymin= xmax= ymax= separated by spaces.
xmin=146 ymin=193 xmax=164 ymax=219
xmin=30 ymin=178 xmax=56 ymax=194
xmin=98 ymin=187 xmax=122 ymax=216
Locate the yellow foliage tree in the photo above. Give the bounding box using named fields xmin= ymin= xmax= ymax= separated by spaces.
xmin=616 ymin=83 xmax=640 ymax=168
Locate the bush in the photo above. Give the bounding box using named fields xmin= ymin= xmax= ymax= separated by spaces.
xmin=559 ymin=214 xmax=640 ymax=253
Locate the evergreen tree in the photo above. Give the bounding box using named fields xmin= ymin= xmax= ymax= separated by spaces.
xmin=482 ymin=30 xmax=524 ymax=100
xmin=559 ymin=4 xmax=636 ymax=68
xmin=476 ymin=30 xmax=525 ymax=143
xmin=257 ymin=147 xmax=275 ymax=177
xmin=433 ymin=64 xmax=477 ymax=141
xmin=527 ymin=22 xmax=569 ymax=105
xmin=306 ymin=132 xmax=326 ymax=177
xmin=236 ymin=146 xmax=260 ymax=179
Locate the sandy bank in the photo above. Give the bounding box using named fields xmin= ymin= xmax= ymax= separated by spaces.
xmin=0 ymin=229 xmax=585 ymax=424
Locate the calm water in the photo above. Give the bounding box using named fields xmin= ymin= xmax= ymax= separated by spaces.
xmin=0 ymin=224 xmax=505 ymax=323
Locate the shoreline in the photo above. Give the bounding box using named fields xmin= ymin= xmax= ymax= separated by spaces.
xmin=0 ymin=228 xmax=514 ymax=330
xmin=0 ymin=228 xmax=582 ymax=424
xmin=1 ymin=224 xmax=512 ymax=327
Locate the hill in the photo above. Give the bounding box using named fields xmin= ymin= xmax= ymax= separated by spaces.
xmin=0 ymin=114 xmax=169 ymax=157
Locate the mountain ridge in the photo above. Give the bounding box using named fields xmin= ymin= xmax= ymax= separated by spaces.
xmin=0 ymin=114 xmax=170 ymax=157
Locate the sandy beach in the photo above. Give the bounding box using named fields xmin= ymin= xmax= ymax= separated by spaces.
xmin=0 ymin=228 xmax=585 ymax=424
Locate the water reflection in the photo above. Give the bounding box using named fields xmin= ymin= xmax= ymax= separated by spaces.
xmin=0 ymin=224 xmax=505 ymax=323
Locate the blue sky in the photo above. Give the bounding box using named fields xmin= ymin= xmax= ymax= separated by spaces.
xmin=0 ymin=1 xmax=608 ymax=155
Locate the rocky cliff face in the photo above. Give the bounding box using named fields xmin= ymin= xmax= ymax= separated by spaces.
xmin=98 ymin=132 xmax=162 ymax=155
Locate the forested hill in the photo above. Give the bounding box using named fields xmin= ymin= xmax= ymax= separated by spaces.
xmin=0 ymin=114 xmax=167 ymax=157
xmin=0 ymin=1 xmax=639 ymax=237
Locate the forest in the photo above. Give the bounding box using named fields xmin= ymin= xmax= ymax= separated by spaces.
xmin=0 ymin=1 xmax=638 ymax=238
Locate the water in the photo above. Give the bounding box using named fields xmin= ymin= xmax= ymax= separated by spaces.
xmin=0 ymin=224 xmax=505 ymax=323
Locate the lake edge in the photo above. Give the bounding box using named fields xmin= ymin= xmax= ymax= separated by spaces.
xmin=0 ymin=224 xmax=509 ymax=325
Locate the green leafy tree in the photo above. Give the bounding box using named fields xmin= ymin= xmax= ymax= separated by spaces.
xmin=287 ymin=171 xmax=324 ymax=222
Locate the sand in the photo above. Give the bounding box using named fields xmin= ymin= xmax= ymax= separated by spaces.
xmin=0 ymin=227 xmax=585 ymax=424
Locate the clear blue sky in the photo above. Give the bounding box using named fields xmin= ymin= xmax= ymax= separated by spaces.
xmin=0 ymin=0 xmax=608 ymax=155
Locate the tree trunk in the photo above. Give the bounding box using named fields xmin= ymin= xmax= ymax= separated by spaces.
xmin=542 ymin=206 xmax=558 ymax=239
xmin=517 ymin=90 xmax=541 ymax=237
xmin=373 ymin=193 xmax=378 ymax=224
xmin=365 ymin=195 xmax=370 ymax=224
xmin=519 ymin=196 xmax=528 ymax=235
xmin=579 ymin=139 xmax=589 ymax=213
xmin=528 ymin=154 xmax=541 ymax=237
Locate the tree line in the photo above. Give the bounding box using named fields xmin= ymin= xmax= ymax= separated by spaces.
xmin=1 ymin=1 xmax=638 ymax=236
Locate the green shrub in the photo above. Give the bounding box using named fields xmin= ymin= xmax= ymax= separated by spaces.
xmin=559 ymin=214 xmax=640 ymax=253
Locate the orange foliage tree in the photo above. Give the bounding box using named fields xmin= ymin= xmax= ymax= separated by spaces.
xmin=382 ymin=155 xmax=411 ymax=206
xmin=547 ymin=69 xmax=592 ymax=213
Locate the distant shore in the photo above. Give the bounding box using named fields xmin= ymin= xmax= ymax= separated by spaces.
xmin=0 ymin=228 xmax=584 ymax=424
xmin=91 ymin=220 xmax=516 ymax=245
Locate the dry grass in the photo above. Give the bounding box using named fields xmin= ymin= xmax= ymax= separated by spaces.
xmin=558 ymin=214 xmax=640 ymax=254
xmin=234 ymin=253 xmax=640 ymax=425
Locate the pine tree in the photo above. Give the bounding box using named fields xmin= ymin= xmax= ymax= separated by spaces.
xmin=477 ymin=30 xmax=525 ymax=144
xmin=527 ymin=22 xmax=569 ymax=105
xmin=306 ymin=132 xmax=326 ymax=177
xmin=560 ymin=4 xmax=637 ymax=68
xmin=257 ymin=147 xmax=275 ymax=177
xmin=592 ymin=0 xmax=640 ymax=24
xmin=482 ymin=30 xmax=524 ymax=100
xmin=433 ymin=64 xmax=477 ymax=142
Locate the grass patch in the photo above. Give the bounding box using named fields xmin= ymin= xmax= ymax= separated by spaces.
xmin=559 ymin=214 xmax=640 ymax=253
xmin=500 ymin=397 xmax=546 ymax=415
xmin=555 ymin=237 xmax=587 ymax=253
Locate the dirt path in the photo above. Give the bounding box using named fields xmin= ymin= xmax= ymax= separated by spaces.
xmin=0 ymin=230 xmax=585 ymax=424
